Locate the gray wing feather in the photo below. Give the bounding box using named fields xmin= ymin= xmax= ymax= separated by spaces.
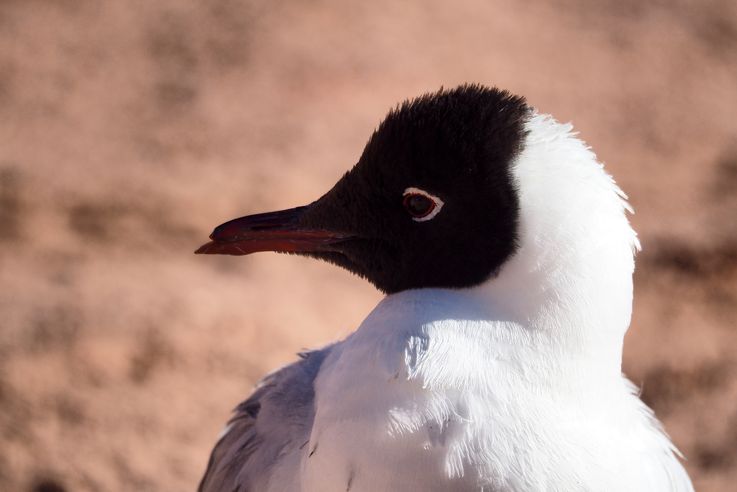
xmin=199 ymin=348 xmax=330 ymax=492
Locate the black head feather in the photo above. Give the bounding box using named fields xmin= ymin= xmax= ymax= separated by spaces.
xmin=298 ymin=84 xmax=530 ymax=293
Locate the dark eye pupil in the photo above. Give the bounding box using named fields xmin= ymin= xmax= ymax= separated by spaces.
xmin=403 ymin=194 xmax=435 ymax=218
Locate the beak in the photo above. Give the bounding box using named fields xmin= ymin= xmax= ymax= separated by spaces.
xmin=195 ymin=205 xmax=352 ymax=256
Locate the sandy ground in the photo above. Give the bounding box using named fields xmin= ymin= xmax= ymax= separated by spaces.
xmin=1 ymin=1 xmax=736 ymax=490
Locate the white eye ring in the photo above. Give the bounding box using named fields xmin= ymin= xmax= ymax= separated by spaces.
xmin=402 ymin=187 xmax=444 ymax=222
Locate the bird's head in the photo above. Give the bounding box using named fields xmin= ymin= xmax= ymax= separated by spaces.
xmin=196 ymin=85 xmax=529 ymax=294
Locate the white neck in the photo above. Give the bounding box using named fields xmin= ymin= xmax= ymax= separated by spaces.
xmin=475 ymin=113 xmax=640 ymax=380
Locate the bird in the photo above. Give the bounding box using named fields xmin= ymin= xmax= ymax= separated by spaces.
xmin=195 ymin=84 xmax=694 ymax=491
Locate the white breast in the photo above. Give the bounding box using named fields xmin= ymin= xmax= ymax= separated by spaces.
xmin=295 ymin=289 xmax=690 ymax=492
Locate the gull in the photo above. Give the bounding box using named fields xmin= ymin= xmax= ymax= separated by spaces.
xmin=195 ymin=85 xmax=693 ymax=491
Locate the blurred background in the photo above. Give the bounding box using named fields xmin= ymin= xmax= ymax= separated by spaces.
xmin=1 ymin=0 xmax=736 ymax=490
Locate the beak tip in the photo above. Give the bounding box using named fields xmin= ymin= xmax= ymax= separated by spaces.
xmin=194 ymin=242 xmax=213 ymax=255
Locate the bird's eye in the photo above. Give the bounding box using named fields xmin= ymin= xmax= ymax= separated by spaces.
xmin=404 ymin=194 xmax=434 ymax=217
xmin=402 ymin=187 xmax=444 ymax=222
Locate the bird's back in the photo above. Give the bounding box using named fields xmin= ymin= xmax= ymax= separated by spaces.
xmin=198 ymin=348 xmax=330 ymax=492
